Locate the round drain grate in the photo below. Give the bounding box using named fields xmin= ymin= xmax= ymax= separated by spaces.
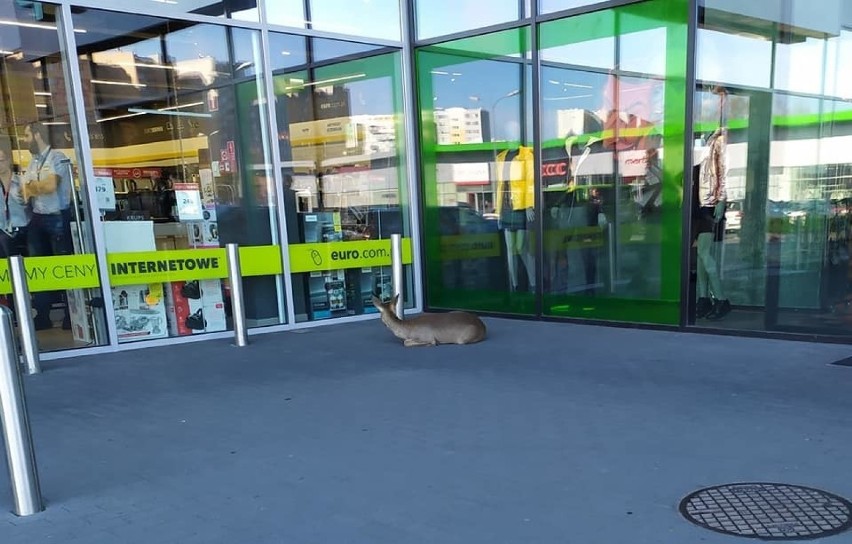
xmin=679 ymin=483 xmax=852 ymax=541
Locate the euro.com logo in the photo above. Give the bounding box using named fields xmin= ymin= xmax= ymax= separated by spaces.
xmin=308 ymin=247 xmax=390 ymax=267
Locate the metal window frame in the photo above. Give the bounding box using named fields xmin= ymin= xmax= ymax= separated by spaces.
xmin=400 ymin=0 xmax=425 ymax=313
xmin=58 ymin=3 xmax=120 ymax=353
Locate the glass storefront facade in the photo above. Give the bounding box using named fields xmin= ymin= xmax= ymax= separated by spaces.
xmin=0 ymin=0 xmax=850 ymax=358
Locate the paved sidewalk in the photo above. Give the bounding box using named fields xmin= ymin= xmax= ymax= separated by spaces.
xmin=0 ymin=317 xmax=851 ymax=544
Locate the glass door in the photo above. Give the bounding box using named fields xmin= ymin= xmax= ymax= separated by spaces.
xmin=0 ymin=2 xmax=109 ymax=353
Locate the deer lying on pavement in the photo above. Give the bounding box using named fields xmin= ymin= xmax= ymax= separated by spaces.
xmin=372 ymin=294 xmax=487 ymax=347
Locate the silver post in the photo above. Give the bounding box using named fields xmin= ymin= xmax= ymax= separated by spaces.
xmin=0 ymin=307 xmax=43 ymax=516
xmin=226 ymin=243 xmax=248 ymax=347
xmin=9 ymin=256 xmax=40 ymax=375
xmin=390 ymin=234 xmax=404 ymax=319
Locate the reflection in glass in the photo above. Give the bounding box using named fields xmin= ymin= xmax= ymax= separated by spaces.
xmin=308 ymin=0 xmax=401 ymax=41
xmin=271 ymin=44 xmax=411 ymax=322
xmin=264 ymin=0 xmax=306 ymax=28
xmin=0 ymin=4 xmax=109 ymax=352
xmin=417 ymin=28 xmax=535 ymax=314
xmin=268 ymin=33 xmax=307 ymax=72
xmin=84 ymin=0 xmax=259 ymax=21
xmin=696 ymin=29 xmax=771 ymax=89
xmin=311 ymin=37 xmax=384 ymax=64
xmin=692 ymin=0 xmax=852 ymax=338
xmin=540 ymin=0 xmax=611 ymax=14
xmin=540 ymin=0 xmax=686 ymax=325
xmin=415 ymin=0 xmax=520 ymax=40
xmin=73 ymin=9 xmax=284 ymax=342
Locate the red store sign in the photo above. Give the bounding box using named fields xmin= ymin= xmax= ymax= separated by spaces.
xmin=541 ymin=161 xmax=568 ymax=177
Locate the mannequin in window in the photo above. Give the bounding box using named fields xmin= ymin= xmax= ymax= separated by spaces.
xmin=551 ymin=135 xmax=604 ymax=294
xmin=693 ymin=89 xmax=730 ymax=320
xmin=495 ymin=123 xmax=535 ymax=292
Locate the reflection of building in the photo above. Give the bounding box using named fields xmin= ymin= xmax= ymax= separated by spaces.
xmin=434 ymin=107 xmax=490 ymax=145
xmin=556 ymin=108 xmax=602 ymax=138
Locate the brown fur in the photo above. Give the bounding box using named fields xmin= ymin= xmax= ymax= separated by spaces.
xmin=372 ymin=295 xmax=487 ymax=347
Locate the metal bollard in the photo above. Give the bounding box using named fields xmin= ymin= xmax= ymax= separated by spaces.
xmin=390 ymin=234 xmax=404 ymax=319
xmin=0 ymin=306 xmax=43 ymax=516
xmin=226 ymin=243 xmax=248 ymax=347
xmin=9 ymin=256 xmax=40 ymax=375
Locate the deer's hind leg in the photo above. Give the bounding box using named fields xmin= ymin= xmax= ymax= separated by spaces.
xmin=404 ymin=338 xmax=434 ymax=347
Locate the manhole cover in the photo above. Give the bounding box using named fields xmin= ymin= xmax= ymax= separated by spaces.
xmin=679 ymin=483 xmax=852 ymax=540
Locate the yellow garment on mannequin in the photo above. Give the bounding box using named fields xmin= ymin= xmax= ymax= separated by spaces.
xmin=495 ymin=146 xmax=535 ymax=214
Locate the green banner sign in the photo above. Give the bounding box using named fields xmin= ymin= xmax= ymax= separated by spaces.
xmin=0 ymin=254 xmax=101 ymax=294
xmin=288 ymin=238 xmax=413 ymax=273
xmin=107 ymin=245 xmax=283 ymax=286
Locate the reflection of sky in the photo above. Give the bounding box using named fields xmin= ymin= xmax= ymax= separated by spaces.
xmin=344 ymin=78 xmax=395 ymax=116
xmin=415 ymin=0 xmax=519 ymax=39
xmin=165 ymin=25 xmax=229 ymax=66
xmin=539 ymin=0 xmax=608 ymax=14
xmin=697 ymin=29 xmax=772 ymax=88
xmin=697 ymin=27 xmax=852 ymax=100
xmin=430 ymin=55 xmax=664 ymax=141
xmin=265 ymin=0 xmax=400 ymax=41
xmin=308 ymin=0 xmax=400 ymax=41
xmin=430 ymin=59 xmax=525 ymax=140
xmin=540 ymin=37 xmax=614 ymax=69
xmin=540 ymin=67 xmax=606 ymax=139
xmin=774 ymin=37 xmax=826 ymax=95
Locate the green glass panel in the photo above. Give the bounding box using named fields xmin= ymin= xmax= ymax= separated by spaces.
xmin=417 ymin=28 xmax=535 ymax=314
xmin=538 ymin=0 xmax=688 ymax=325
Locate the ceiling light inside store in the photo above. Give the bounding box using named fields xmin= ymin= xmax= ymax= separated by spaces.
xmin=282 ymin=73 xmax=365 ymax=91
xmin=43 ymin=122 xmax=70 ymax=126
xmin=0 ymin=20 xmax=86 ymax=33
xmin=127 ymin=107 xmax=211 ymax=118
xmin=91 ymin=79 xmax=147 ymax=88
xmin=96 ymin=112 xmax=145 ymax=123
xmin=150 ymin=0 xmax=178 ymax=4
xmin=35 ymin=104 xmax=47 ymax=108
xmin=158 ymin=101 xmax=204 ymax=111
xmin=110 ymin=61 xmax=174 ymax=70
xmin=281 ymin=51 xmax=291 ymax=55
xmin=0 ymin=49 xmax=14 ymax=55
xmin=34 ymin=91 xmax=51 ymax=96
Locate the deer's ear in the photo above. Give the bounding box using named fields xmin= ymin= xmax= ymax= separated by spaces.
xmin=371 ymin=295 xmax=383 ymax=308
xmin=391 ymin=293 xmax=400 ymax=306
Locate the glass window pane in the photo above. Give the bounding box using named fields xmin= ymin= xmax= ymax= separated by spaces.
xmin=83 ymin=0 xmax=260 ymax=21
xmin=265 ymin=0 xmax=307 ymax=28
xmin=272 ymin=50 xmax=413 ymax=323
xmin=311 ymin=37 xmax=385 ymax=64
xmin=0 ymin=3 xmax=110 ymax=352
xmin=539 ymin=1 xmax=687 ymax=325
xmin=540 ymin=0 xmax=612 ymax=15
xmin=417 ymin=28 xmax=536 ymax=313
xmin=73 ymin=9 xmax=286 ymax=342
xmin=268 ymin=33 xmax=307 ymax=72
xmin=697 ymin=3 xmax=773 ymax=89
xmin=691 ymin=0 xmax=852 ymax=338
xmin=415 ymin=0 xmax=520 ymax=40
xmin=308 ymin=0 xmax=401 ymax=41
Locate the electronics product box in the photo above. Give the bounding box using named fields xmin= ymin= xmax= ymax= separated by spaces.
xmin=307 ymin=270 xmax=347 ymax=320
xmin=113 ymin=284 xmax=169 ymax=342
xmin=165 ymin=279 xmax=227 ymax=335
xmin=300 ymin=211 xmax=342 ymax=243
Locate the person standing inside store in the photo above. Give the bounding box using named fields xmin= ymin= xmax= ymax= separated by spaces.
xmin=0 ymin=146 xmax=30 ymax=258
xmin=20 ymin=121 xmax=73 ymax=330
